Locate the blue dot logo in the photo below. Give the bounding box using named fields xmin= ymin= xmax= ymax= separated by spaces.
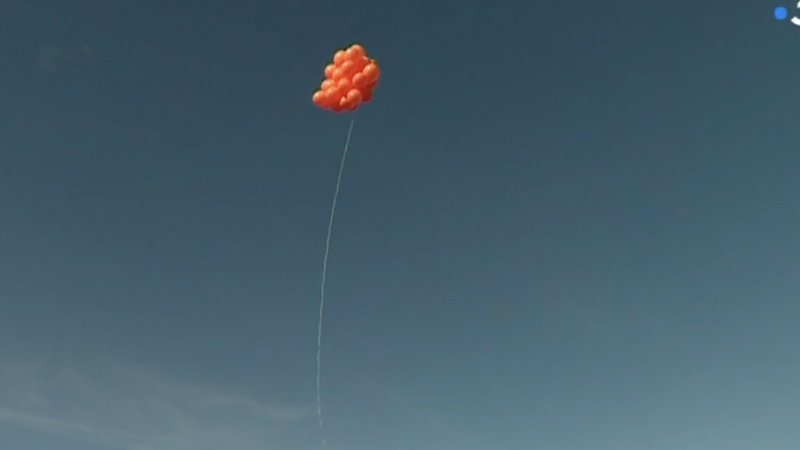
xmin=775 ymin=6 xmax=788 ymax=20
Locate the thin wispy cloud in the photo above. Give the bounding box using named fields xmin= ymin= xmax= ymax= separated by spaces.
xmin=0 ymin=358 xmax=312 ymax=450
xmin=339 ymin=368 xmax=462 ymax=443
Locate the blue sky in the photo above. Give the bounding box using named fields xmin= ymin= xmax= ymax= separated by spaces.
xmin=1 ymin=1 xmax=799 ymax=449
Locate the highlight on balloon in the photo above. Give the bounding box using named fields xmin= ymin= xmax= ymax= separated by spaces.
xmin=312 ymin=44 xmax=380 ymax=113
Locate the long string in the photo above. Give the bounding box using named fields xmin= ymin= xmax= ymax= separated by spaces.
xmin=316 ymin=117 xmax=355 ymax=448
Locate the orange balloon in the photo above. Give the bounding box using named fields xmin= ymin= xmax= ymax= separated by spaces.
xmin=320 ymin=78 xmax=336 ymax=90
xmin=324 ymin=86 xmax=340 ymax=105
xmin=339 ymin=60 xmax=357 ymax=78
xmin=351 ymin=72 xmax=368 ymax=89
xmin=324 ymin=63 xmax=336 ymax=79
xmin=345 ymin=45 xmax=366 ymax=61
xmin=312 ymin=43 xmax=379 ymax=112
xmin=312 ymin=90 xmax=328 ymax=107
xmin=345 ymin=88 xmax=363 ymax=105
xmin=336 ymin=77 xmax=353 ymax=92
xmin=362 ymin=62 xmax=379 ymax=84
xmin=333 ymin=50 xmax=346 ymax=66
xmin=339 ymin=98 xmax=355 ymax=111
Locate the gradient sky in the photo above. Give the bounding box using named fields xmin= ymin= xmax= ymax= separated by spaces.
xmin=1 ymin=1 xmax=799 ymax=449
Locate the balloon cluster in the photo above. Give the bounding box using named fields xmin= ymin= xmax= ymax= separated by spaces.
xmin=312 ymin=44 xmax=380 ymax=113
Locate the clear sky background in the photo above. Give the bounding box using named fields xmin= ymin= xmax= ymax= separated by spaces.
xmin=1 ymin=1 xmax=799 ymax=449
